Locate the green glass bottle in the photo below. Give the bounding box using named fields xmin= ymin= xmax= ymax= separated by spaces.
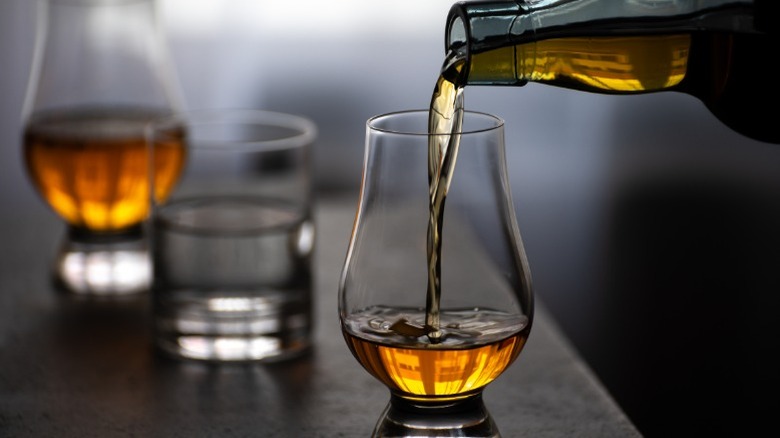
xmin=445 ymin=0 xmax=779 ymax=143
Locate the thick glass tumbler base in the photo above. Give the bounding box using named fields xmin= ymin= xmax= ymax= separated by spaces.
xmin=372 ymin=393 xmax=500 ymax=438
xmin=54 ymin=226 xmax=151 ymax=296
xmin=153 ymin=290 xmax=312 ymax=362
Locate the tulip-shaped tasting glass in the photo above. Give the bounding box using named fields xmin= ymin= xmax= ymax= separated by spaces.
xmin=339 ymin=110 xmax=534 ymax=437
xmin=21 ymin=0 xmax=183 ymax=295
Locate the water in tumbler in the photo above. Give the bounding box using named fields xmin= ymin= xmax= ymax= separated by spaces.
xmin=152 ymin=196 xmax=313 ymax=361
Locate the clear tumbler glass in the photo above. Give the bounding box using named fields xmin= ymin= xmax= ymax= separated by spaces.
xmin=149 ymin=109 xmax=317 ymax=362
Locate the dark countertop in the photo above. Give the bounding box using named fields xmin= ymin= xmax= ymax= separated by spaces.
xmin=0 ymin=194 xmax=641 ymax=437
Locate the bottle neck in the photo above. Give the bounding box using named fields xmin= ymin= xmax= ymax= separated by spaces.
xmin=445 ymin=1 xmax=525 ymax=85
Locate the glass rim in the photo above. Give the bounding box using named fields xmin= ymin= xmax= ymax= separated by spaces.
xmin=367 ymin=109 xmax=504 ymax=136
xmin=149 ymin=108 xmax=317 ymax=152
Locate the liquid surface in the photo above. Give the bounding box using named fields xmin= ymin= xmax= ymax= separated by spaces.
xmin=24 ymin=107 xmax=185 ymax=232
xmin=154 ymin=197 xmax=314 ymax=285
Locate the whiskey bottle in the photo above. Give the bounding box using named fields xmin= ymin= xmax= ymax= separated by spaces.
xmin=445 ymin=0 xmax=780 ymax=143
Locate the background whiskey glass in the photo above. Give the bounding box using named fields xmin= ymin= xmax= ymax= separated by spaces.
xmin=339 ymin=110 xmax=534 ymax=437
xmin=21 ymin=0 xmax=183 ymax=295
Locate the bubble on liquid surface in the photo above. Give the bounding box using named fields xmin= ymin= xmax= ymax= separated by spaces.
xmin=368 ymin=318 xmax=392 ymax=331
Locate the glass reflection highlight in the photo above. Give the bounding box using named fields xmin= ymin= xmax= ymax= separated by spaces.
xmin=58 ymin=248 xmax=150 ymax=295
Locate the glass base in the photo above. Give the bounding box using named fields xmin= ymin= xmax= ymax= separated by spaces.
xmin=152 ymin=291 xmax=312 ymax=362
xmin=53 ymin=226 xmax=151 ymax=296
xmin=154 ymin=335 xmax=311 ymax=363
xmin=372 ymin=393 xmax=501 ymax=438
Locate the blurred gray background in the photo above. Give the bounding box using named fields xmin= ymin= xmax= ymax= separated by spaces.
xmin=3 ymin=1 xmax=780 ymax=435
